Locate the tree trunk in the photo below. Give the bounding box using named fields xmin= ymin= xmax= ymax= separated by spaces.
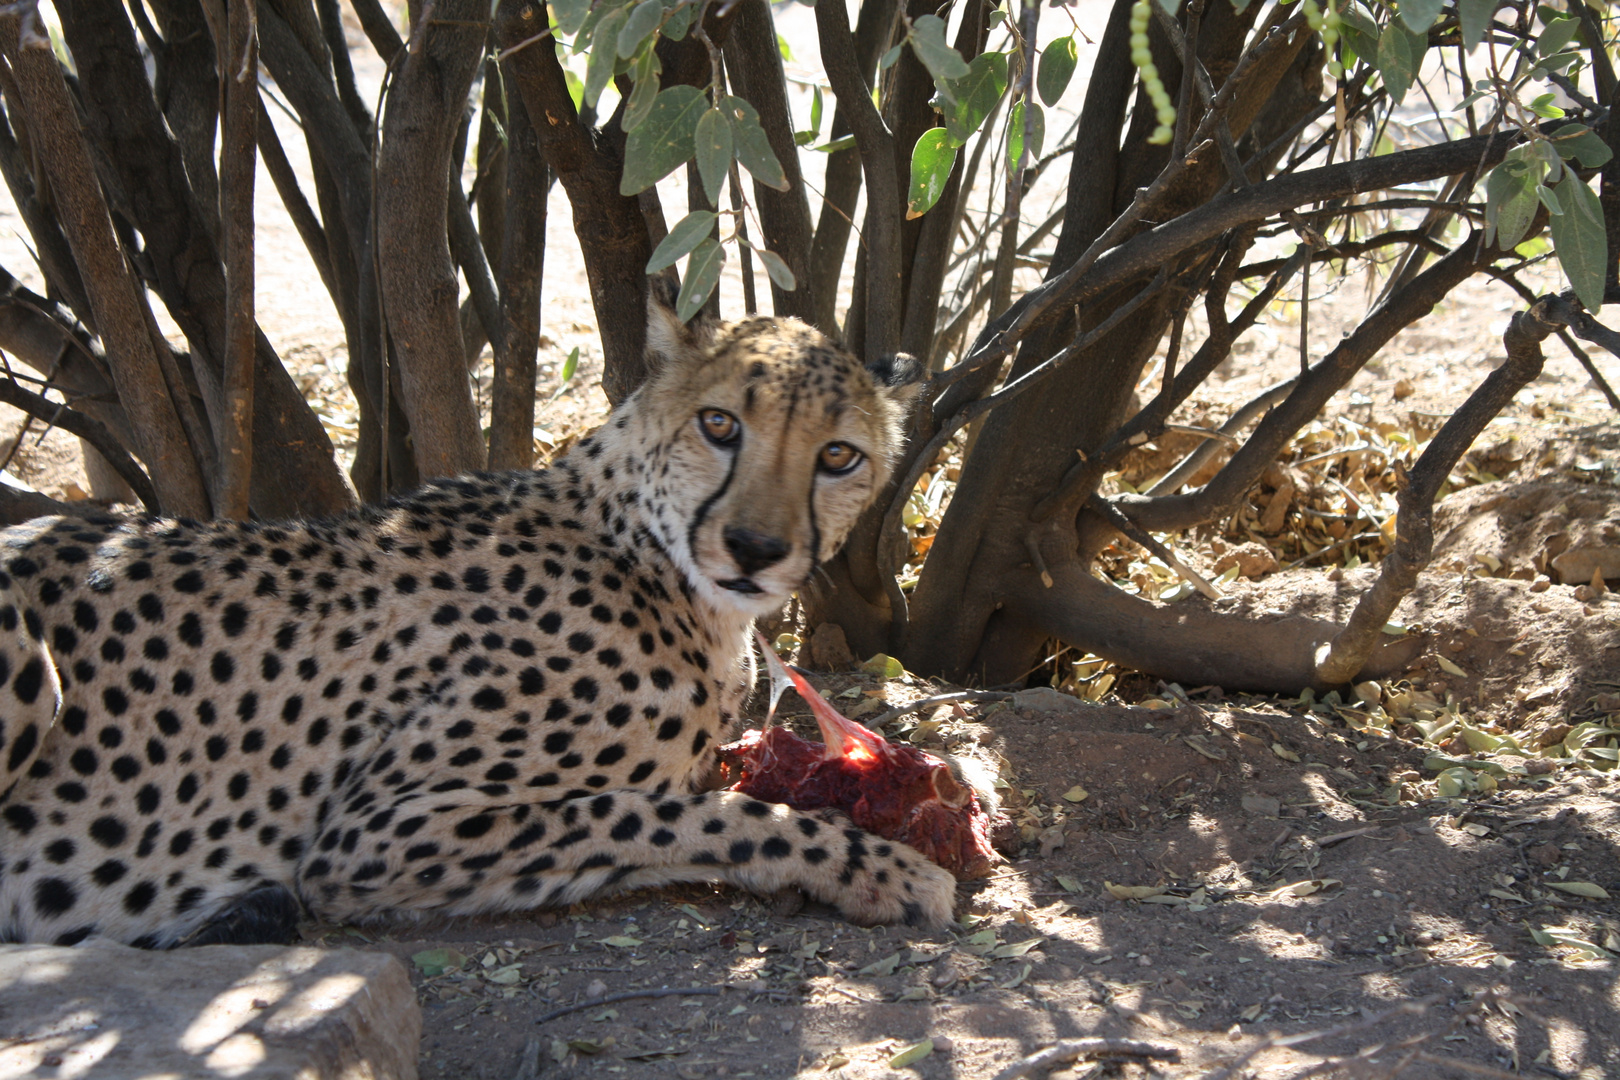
xmin=376 ymin=0 xmax=488 ymax=480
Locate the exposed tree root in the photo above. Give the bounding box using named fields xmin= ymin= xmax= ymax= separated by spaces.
xmin=1012 ymin=562 xmax=1424 ymax=693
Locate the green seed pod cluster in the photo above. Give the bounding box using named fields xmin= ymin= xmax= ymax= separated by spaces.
xmin=1305 ymin=0 xmax=1344 ymax=79
xmin=1130 ymin=0 xmax=1176 ymax=145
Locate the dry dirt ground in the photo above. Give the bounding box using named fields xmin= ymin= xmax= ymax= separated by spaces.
xmin=2 ymin=9 xmax=1620 ymax=1080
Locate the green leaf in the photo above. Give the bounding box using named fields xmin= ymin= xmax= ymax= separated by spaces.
xmin=1530 ymin=51 xmax=1579 ymax=78
xmin=811 ymin=135 xmax=856 ymax=153
xmin=621 ymin=49 xmax=662 ymax=132
xmin=647 ymin=210 xmax=717 ymax=273
xmin=1537 ymin=182 xmax=1563 ymax=215
xmin=1337 ymin=4 xmax=1380 ymax=64
xmin=860 ymin=653 xmax=904 ymax=678
xmin=1550 ymin=172 xmax=1606 ymax=311
xmin=694 ymin=106 xmax=734 ymax=205
xmin=879 ymin=43 xmax=903 ymax=70
xmin=756 ymin=248 xmax=797 ymax=291
xmin=584 ymin=8 xmax=628 ymax=108
xmin=411 ymin=948 xmax=467 ymax=976
xmin=617 ymin=0 xmax=663 ymax=57
xmin=675 ymin=237 xmax=725 ymax=321
xmin=1398 ymin=0 xmax=1443 ymax=33
xmin=906 ymin=127 xmax=958 ymax=219
xmin=1006 ymin=99 xmax=1045 ymax=174
xmin=551 ymin=0 xmax=591 ymax=38
xmin=1457 ymin=0 xmax=1497 ymax=49
xmin=1037 ymin=36 xmax=1078 ymax=106
xmin=809 ymin=85 xmax=823 ymax=135
xmin=944 ymin=51 xmax=1008 ymax=145
xmin=909 ymin=14 xmax=971 ymax=82
xmin=663 ymin=1 xmax=692 ymax=40
xmin=619 ymin=85 xmax=706 ymax=195
xmin=1528 ymin=92 xmax=1566 ymax=119
xmin=1375 ymin=19 xmax=1425 ymax=104
xmin=1537 ymin=15 xmax=1580 ymax=57
xmin=560 ymin=346 xmax=579 ymax=383
xmin=723 ymin=96 xmax=788 ymax=191
xmin=1551 ymin=123 xmax=1614 ymax=169
xmin=1484 ymin=157 xmax=1541 ymax=250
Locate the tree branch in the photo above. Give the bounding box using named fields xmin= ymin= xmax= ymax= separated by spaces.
xmin=0 ymin=9 xmax=211 ymax=517
xmin=929 ymin=110 xmax=1520 ymax=431
xmin=815 ymin=0 xmax=900 ymax=361
xmin=806 ymin=0 xmax=896 ymax=336
xmin=1012 ymin=561 xmax=1423 ymax=693
xmin=1313 ymin=297 xmax=1556 ymax=685
xmin=723 ymin=0 xmax=814 ymax=323
xmin=216 ymin=0 xmax=257 ymax=520
xmin=488 ymin=62 xmax=546 ymax=471
xmin=0 ymin=376 xmax=156 ymax=511
xmin=376 ymin=0 xmax=488 ymax=479
xmin=1108 ymin=231 xmax=1497 ymax=535
xmin=497 ymin=0 xmax=654 ymax=404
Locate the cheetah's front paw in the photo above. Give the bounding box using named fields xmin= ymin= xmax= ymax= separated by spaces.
xmin=812 ymin=822 xmax=957 ymax=928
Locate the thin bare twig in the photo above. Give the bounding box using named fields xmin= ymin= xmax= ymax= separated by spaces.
xmin=532 ymin=985 xmax=723 ymax=1025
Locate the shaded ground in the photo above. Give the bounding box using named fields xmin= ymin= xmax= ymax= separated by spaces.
xmin=296 ymin=679 xmax=1620 ymax=1080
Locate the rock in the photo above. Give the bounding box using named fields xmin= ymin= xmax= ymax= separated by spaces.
xmin=1551 ymin=547 xmax=1620 ymax=585
xmin=0 ymin=941 xmax=419 ymax=1080
xmin=805 ymin=622 xmax=855 ymax=671
xmin=1213 ymin=542 xmax=1280 ymax=580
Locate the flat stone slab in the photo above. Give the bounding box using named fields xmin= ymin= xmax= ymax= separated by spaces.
xmin=0 ymin=941 xmax=419 ymax=1080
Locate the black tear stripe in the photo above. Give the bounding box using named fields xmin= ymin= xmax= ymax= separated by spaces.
xmin=801 ymin=475 xmax=822 ymax=590
xmin=687 ymin=437 xmax=741 ymax=565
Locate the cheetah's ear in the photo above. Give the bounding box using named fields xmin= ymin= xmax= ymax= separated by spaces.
xmin=866 ymin=352 xmax=926 ymax=403
xmin=644 ymin=273 xmax=719 ymax=371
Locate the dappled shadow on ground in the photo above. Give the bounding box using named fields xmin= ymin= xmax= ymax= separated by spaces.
xmin=328 ymin=693 xmax=1618 ymax=1080
xmin=7 ymin=691 xmax=1612 ymax=1078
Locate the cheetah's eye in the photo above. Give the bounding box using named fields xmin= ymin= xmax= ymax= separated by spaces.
xmin=818 ymin=442 xmax=863 ymax=474
xmin=699 ymin=410 xmax=739 ymax=445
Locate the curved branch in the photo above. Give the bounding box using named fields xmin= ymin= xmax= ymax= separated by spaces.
xmin=1313 ymin=298 xmax=1555 ymax=684
xmin=1109 ymin=231 xmax=1495 ymax=535
xmin=0 ymin=377 xmax=157 ymax=510
xmin=930 ymin=125 xmax=1522 ymax=425
xmin=1011 ymin=562 xmax=1423 ymax=694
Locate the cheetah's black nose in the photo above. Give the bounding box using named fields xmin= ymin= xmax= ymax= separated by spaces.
xmin=723 ymin=526 xmax=789 ymax=575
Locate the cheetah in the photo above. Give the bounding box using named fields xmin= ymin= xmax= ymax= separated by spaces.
xmin=0 ymin=293 xmax=954 ymax=947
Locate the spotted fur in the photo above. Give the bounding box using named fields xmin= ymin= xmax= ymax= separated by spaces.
xmin=0 ymin=296 xmax=946 ymax=947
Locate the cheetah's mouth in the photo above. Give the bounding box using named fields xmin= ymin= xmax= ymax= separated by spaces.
xmin=716 ymin=577 xmax=764 ymax=595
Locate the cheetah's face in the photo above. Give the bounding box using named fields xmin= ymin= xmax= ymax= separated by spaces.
xmin=630 ymin=306 xmax=922 ymax=618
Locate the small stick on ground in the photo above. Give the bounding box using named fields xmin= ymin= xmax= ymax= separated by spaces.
xmin=532 ymin=985 xmax=723 ymax=1025
xmin=992 ymin=1038 xmax=1182 ymax=1080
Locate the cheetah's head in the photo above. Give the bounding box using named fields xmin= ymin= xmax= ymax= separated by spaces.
xmin=622 ymin=290 xmax=923 ymax=619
